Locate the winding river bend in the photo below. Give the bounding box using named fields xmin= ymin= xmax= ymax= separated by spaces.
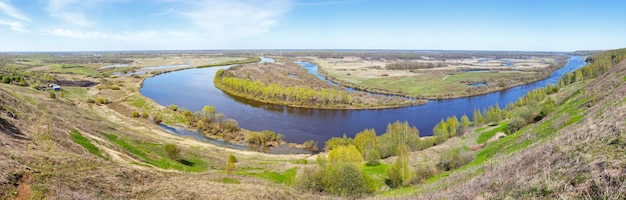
xmin=140 ymin=56 xmax=586 ymax=144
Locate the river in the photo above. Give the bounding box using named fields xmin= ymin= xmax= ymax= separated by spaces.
xmin=140 ymin=56 xmax=586 ymax=144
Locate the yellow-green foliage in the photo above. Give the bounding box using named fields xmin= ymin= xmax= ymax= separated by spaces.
xmin=386 ymin=143 xmax=411 ymax=188
xmin=328 ymin=145 xmax=363 ymax=164
xmin=215 ymin=71 xmax=353 ymax=107
xmin=354 ymin=128 xmax=377 ymax=158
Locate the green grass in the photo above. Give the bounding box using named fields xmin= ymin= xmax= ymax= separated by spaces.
xmin=214 ymin=177 xmax=240 ymax=184
xmin=102 ymin=133 xmax=207 ymax=172
xmin=69 ymin=130 xmax=103 ymax=158
xmin=362 ymin=164 xmax=388 ymax=191
xmin=46 ymin=64 xmax=98 ymax=76
xmin=235 ymin=167 xmax=298 ymax=184
xmin=334 ymin=71 xmax=538 ymax=97
xmin=62 ymin=87 xmax=88 ymax=100
xmin=476 ymin=122 xmax=509 ymax=144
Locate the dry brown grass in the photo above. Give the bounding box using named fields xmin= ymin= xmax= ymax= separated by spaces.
xmin=407 ymin=60 xmax=626 ymax=199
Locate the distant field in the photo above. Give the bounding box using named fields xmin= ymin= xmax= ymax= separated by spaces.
xmin=312 ymin=56 xmax=556 ymax=98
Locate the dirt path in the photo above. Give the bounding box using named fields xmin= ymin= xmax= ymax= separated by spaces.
xmin=15 ymin=174 xmax=31 ymax=200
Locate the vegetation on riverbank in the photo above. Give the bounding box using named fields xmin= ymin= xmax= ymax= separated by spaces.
xmin=314 ymin=54 xmax=568 ymax=99
xmin=214 ymin=60 xmax=423 ymax=109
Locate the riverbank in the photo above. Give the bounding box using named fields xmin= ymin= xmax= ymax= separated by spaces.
xmin=311 ymin=55 xmax=568 ymax=99
xmin=213 ymin=59 xmax=425 ymax=109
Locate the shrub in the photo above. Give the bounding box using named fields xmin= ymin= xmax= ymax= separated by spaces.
xmin=132 ymin=111 xmax=140 ymax=118
xmin=412 ymin=163 xmax=438 ymax=184
xmin=438 ymin=148 xmax=474 ymax=171
xmin=507 ymin=116 xmax=527 ymax=133
xmin=294 ymin=166 xmax=324 ymax=192
xmin=226 ymin=154 xmax=237 ymax=174
xmin=164 ymin=144 xmax=181 ymax=161
xmin=49 ymin=91 xmax=56 ymax=99
xmin=365 ymin=149 xmax=381 ymax=166
xmin=303 ymin=140 xmax=319 ymax=152
xmin=141 ymin=112 xmax=149 ymax=119
xmin=169 ymin=104 xmax=178 ymax=111
xmin=326 ymin=163 xmax=369 ymax=196
xmin=109 ymin=86 xmax=120 ymax=90
xmin=153 ymin=114 xmax=163 ymax=124
xmin=86 ymin=98 xmax=95 ymax=103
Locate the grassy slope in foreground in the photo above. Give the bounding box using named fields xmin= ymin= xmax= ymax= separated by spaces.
xmin=392 ymin=58 xmax=626 ymax=199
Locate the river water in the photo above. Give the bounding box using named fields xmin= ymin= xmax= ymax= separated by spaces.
xmin=140 ymin=56 xmax=586 ymax=144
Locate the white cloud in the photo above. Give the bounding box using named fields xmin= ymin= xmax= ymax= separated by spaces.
xmin=0 ymin=0 xmax=29 ymax=22
xmin=46 ymin=0 xmax=93 ymax=26
xmin=172 ymin=0 xmax=293 ymax=39
xmin=0 ymin=20 xmax=27 ymax=32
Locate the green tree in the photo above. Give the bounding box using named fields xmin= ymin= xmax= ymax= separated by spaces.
xmin=386 ymin=143 xmax=411 ymax=188
xmin=354 ymin=128 xmax=377 ymax=158
xmin=328 ymin=145 xmax=363 ymax=164
xmin=460 ymin=114 xmax=471 ymax=127
xmin=365 ymin=149 xmax=381 ymax=166
xmin=446 ymin=116 xmax=459 ymax=137
xmin=473 ymin=108 xmax=483 ymax=126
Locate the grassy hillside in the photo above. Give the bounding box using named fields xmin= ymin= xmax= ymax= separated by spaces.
xmin=396 ymin=56 xmax=626 ymax=199
xmin=0 ymin=83 xmax=315 ymax=199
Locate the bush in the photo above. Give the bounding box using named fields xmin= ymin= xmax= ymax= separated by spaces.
xmin=169 ymin=104 xmax=178 ymax=111
xmin=226 ymin=154 xmax=237 ymax=174
xmin=153 ymin=114 xmax=163 ymax=125
xmin=49 ymin=91 xmax=56 ymax=99
xmin=438 ymin=148 xmax=474 ymax=171
xmin=141 ymin=112 xmax=149 ymax=119
xmin=412 ymin=163 xmax=438 ymax=184
xmin=87 ymin=98 xmax=95 ymax=103
xmin=365 ymin=149 xmax=381 ymax=166
xmin=326 ymin=163 xmax=369 ymax=196
xmin=303 ymin=140 xmax=319 ymax=152
xmin=164 ymin=144 xmax=180 ymax=161
xmin=294 ymin=166 xmax=324 ymax=192
xmin=132 ymin=111 xmax=140 ymax=118
xmin=507 ymin=116 xmax=527 ymax=133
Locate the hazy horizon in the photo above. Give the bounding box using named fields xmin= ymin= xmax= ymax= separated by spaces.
xmin=1 ymin=0 xmax=625 ymax=52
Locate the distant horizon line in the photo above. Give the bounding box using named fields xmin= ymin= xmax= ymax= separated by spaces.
xmin=0 ymin=48 xmax=606 ymax=54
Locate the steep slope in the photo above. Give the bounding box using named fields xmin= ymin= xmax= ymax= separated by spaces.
xmin=414 ymin=59 xmax=626 ymax=199
xmin=0 ymin=84 xmax=312 ymax=199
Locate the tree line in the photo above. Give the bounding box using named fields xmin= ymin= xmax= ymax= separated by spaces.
xmin=215 ymin=69 xmax=354 ymax=107
xmin=386 ymin=61 xmax=447 ymax=70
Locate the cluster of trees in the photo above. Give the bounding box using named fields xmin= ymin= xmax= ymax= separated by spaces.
xmin=560 ymin=48 xmax=626 ymax=86
xmin=215 ymin=69 xmax=353 ymax=107
xmin=386 ymin=61 xmax=447 ymax=70
xmin=245 ymin=130 xmax=284 ymax=147
xmin=432 ymin=114 xmax=472 ymax=144
xmin=178 ymin=105 xmax=242 ymax=141
xmin=0 ymin=74 xmax=28 ymax=86
xmin=294 ymin=144 xmax=373 ymax=197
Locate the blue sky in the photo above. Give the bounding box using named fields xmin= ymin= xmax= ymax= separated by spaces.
xmin=0 ymin=0 xmax=625 ymax=51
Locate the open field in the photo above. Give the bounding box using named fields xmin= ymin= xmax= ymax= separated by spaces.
xmin=310 ymin=54 xmax=566 ymax=98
